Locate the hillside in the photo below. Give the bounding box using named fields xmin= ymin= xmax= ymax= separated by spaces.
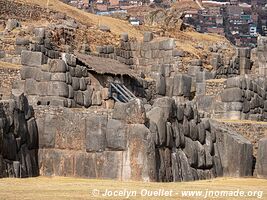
xmin=15 ymin=0 xmax=143 ymax=39
xmin=5 ymin=0 xmax=234 ymax=69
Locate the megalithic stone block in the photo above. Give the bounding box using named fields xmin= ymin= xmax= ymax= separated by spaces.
xmin=256 ymin=137 xmax=267 ymax=178
xmin=210 ymin=120 xmax=253 ymax=177
xmin=221 ymin=88 xmax=243 ymax=102
xmin=21 ymin=50 xmax=47 ymax=67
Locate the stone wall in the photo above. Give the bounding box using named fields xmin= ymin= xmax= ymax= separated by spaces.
xmin=217 ymin=120 xmax=267 ymax=157
xmin=35 ymin=97 xmax=253 ymax=181
xmin=211 ymin=48 xmax=252 ymax=78
xmin=145 ymin=97 xmax=252 ymax=181
xmin=0 ymin=66 xmax=20 ymax=100
xmin=95 ymin=32 xmax=181 ymax=75
xmin=0 ymin=92 xmax=38 ymax=178
xmin=196 ymin=75 xmax=267 ymax=121
xmin=257 ymin=36 xmax=267 ymax=76
xmin=36 ymin=99 xmax=156 ymax=181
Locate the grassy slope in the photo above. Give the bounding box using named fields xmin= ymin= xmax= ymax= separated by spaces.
xmin=0 ymin=177 xmax=266 ymax=200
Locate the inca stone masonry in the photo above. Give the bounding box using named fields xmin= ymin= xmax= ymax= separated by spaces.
xmin=0 ymin=25 xmax=267 ymax=181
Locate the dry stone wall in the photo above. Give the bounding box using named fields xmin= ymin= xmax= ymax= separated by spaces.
xmin=145 ymin=97 xmax=253 ymax=181
xmin=196 ymin=75 xmax=267 ymax=121
xmin=36 ymin=99 xmax=156 ymax=181
xmin=211 ymin=48 xmax=252 ymax=78
xmin=95 ymin=32 xmax=181 ymax=75
xmin=0 ymin=67 xmax=20 ymax=100
xmin=34 ymin=96 xmax=253 ymax=181
xmin=0 ymin=92 xmax=38 ymax=178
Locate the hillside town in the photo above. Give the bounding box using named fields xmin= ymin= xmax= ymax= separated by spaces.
xmin=63 ymin=0 xmax=267 ymax=47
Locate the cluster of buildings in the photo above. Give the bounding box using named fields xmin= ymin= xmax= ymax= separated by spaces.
xmin=184 ymin=0 xmax=267 ymax=47
xmin=62 ymin=0 xmax=145 ymax=25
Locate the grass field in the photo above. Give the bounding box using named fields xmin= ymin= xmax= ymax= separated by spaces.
xmin=0 ymin=177 xmax=266 ymax=200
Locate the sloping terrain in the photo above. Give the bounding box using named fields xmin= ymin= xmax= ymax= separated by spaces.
xmin=15 ymin=0 xmax=143 ymax=39
xmin=3 ymin=0 xmax=235 ymax=69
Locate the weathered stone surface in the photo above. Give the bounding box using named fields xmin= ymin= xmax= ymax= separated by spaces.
xmin=27 ymin=118 xmax=38 ymax=150
xmin=21 ymin=50 xmax=46 ymax=67
xmin=226 ymin=77 xmax=241 ymax=88
xmin=106 ymin=119 xmax=127 ymax=150
xmin=24 ymin=79 xmax=37 ymax=95
xmin=121 ymin=33 xmax=128 ymax=42
xmin=47 ymin=82 xmax=69 ymax=98
xmin=177 ymin=104 xmax=184 ymax=121
xmin=183 ymin=137 xmax=198 ymax=168
xmin=159 ymin=39 xmax=175 ymax=50
xmin=155 ymin=74 xmax=166 ymax=95
xmin=92 ymin=91 xmax=102 ymax=106
xmin=196 ymin=141 xmax=205 ymax=169
xmin=143 ymin=32 xmax=154 ymax=42
xmin=210 ymin=120 xmax=253 ymax=177
xmin=83 ymin=89 xmax=92 ymax=108
xmin=74 ymin=152 xmax=96 ymax=178
xmin=147 ymin=107 xmax=166 ymax=146
xmin=173 ymin=74 xmax=192 ymax=97
xmin=166 ymin=122 xmax=173 ymax=148
xmin=153 ymin=97 xmax=176 ymax=121
xmin=176 ymin=149 xmax=194 ymax=181
xmin=189 ymin=119 xmax=198 ymax=141
xmin=5 ymin=19 xmax=20 ymax=31
xmin=198 ymin=122 xmax=206 ymax=144
xmin=47 ymin=59 xmax=67 ymax=73
xmin=113 ymin=99 xmax=146 ymax=124
xmin=122 ymin=124 xmax=156 ymax=181
xmin=221 ymin=88 xmax=243 ymax=102
xmin=51 ymin=73 xmax=66 ymax=82
xmin=256 ymin=137 xmax=267 ymax=178
xmin=37 ymin=114 xmax=56 ymax=148
xmin=85 ymin=114 xmax=107 ymax=152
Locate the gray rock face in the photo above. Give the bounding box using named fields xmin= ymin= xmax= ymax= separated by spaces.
xmin=153 ymin=97 xmax=176 ymax=121
xmin=147 ymin=107 xmax=166 ymax=146
xmin=85 ymin=114 xmax=108 ymax=152
xmin=256 ymin=138 xmax=267 ymax=178
xmin=221 ymin=88 xmax=243 ymax=102
xmin=113 ymin=99 xmax=146 ymax=124
xmin=210 ymin=120 xmax=253 ymax=177
xmin=47 ymin=59 xmax=67 ymax=73
xmin=0 ymin=93 xmax=38 ymax=178
xmin=183 ymin=137 xmax=198 ymax=168
xmin=21 ymin=50 xmax=47 ymax=67
xmin=124 ymin=124 xmax=156 ymax=181
xmin=106 ymin=119 xmax=127 ymax=150
xmin=143 ymin=32 xmax=154 ymax=42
